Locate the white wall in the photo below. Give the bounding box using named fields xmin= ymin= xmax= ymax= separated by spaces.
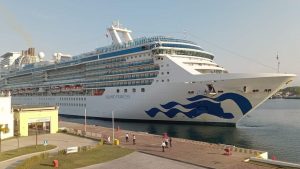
xmin=0 ymin=96 xmax=13 ymax=140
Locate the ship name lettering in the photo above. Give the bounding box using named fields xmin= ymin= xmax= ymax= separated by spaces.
xmin=105 ymin=95 xmax=130 ymax=99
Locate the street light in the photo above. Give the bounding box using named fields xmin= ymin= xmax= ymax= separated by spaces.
xmin=16 ymin=119 xmax=20 ymax=150
xmin=112 ymin=111 xmax=114 ymax=145
xmin=84 ymin=108 xmax=87 ymax=133
xmin=35 ymin=123 xmax=38 ymax=149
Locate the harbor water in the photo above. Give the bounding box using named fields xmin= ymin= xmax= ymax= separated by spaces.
xmin=60 ymin=99 xmax=300 ymax=163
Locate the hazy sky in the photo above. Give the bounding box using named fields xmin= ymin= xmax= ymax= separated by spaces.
xmin=0 ymin=0 xmax=299 ymax=85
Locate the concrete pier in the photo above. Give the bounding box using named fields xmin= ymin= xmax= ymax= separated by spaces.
xmin=59 ymin=121 xmax=274 ymax=169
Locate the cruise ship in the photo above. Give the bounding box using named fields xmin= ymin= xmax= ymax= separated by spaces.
xmin=0 ymin=22 xmax=296 ymax=126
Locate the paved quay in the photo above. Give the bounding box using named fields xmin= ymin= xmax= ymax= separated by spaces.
xmin=0 ymin=133 xmax=98 ymax=169
xmin=79 ymin=152 xmax=205 ymax=169
xmin=60 ymin=121 xmax=274 ymax=169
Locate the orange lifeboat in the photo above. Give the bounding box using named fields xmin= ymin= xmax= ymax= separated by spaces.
xmin=93 ymin=89 xmax=105 ymax=96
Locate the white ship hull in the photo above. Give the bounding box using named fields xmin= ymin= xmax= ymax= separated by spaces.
xmin=12 ymin=73 xmax=294 ymax=126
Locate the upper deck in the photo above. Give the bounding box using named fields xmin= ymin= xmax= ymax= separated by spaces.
xmin=2 ymin=35 xmax=208 ymax=78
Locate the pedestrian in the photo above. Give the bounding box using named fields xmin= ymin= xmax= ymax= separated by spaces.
xmin=125 ymin=133 xmax=129 ymax=142
xmin=161 ymin=141 xmax=166 ymax=152
xmin=165 ymin=137 xmax=169 ymax=148
xmin=107 ymin=136 xmax=111 ymax=144
xmin=133 ymin=134 xmax=136 ymax=145
xmin=169 ymin=137 xmax=172 ymax=147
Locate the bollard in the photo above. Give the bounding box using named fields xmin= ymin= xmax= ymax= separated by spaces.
xmin=114 ymin=139 xmax=120 ymax=145
xmin=53 ymin=160 xmax=59 ymax=168
xmin=224 ymin=147 xmax=232 ymax=155
xmin=99 ymin=139 xmax=104 ymax=145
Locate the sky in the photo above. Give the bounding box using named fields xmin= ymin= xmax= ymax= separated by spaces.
xmin=0 ymin=0 xmax=300 ymax=85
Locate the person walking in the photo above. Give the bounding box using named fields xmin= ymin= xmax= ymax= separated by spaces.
xmin=169 ymin=137 xmax=172 ymax=147
xmin=161 ymin=141 xmax=166 ymax=152
xmin=133 ymin=134 xmax=136 ymax=145
xmin=125 ymin=133 xmax=129 ymax=142
xmin=165 ymin=137 xmax=169 ymax=148
xmin=107 ymin=136 xmax=111 ymax=144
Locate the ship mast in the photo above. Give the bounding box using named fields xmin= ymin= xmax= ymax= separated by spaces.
xmin=276 ymin=52 xmax=280 ymax=73
xmin=107 ymin=21 xmax=133 ymax=45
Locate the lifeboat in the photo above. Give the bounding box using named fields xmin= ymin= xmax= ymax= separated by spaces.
xmin=62 ymin=85 xmax=71 ymax=92
xmin=19 ymin=89 xmax=25 ymax=94
xmin=51 ymin=86 xmax=61 ymax=93
xmin=93 ymin=89 xmax=105 ymax=96
xmin=13 ymin=89 xmax=19 ymax=94
xmin=73 ymin=85 xmax=83 ymax=91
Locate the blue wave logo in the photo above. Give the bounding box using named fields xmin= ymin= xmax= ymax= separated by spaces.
xmin=145 ymin=93 xmax=252 ymax=119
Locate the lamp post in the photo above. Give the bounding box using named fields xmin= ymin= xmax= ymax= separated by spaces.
xmin=16 ymin=119 xmax=20 ymax=150
xmin=35 ymin=123 xmax=38 ymax=149
xmin=84 ymin=108 xmax=87 ymax=133
xmin=112 ymin=111 xmax=114 ymax=145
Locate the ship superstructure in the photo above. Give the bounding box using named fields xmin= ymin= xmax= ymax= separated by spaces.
xmin=0 ymin=22 xmax=295 ymax=126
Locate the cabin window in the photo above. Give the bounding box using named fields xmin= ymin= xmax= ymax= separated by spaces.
xmin=124 ymin=89 xmax=127 ymax=93
xmin=117 ymin=89 xmax=120 ymax=93
xmin=188 ymin=91 xmax=194 ymax=94
xmin=132 ymin=88 xmax=136 ymax=92
xmin=141 ymin=88 xmax=145 ymax=92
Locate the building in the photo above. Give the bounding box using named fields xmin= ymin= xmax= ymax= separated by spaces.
xmin=0 ymin=94 xmax=13 ymax=140
xmin=13 ymin=106 xmax=58 ymax=136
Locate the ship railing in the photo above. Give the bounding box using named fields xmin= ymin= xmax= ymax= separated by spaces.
xmin=94 ymin=36 xmax=197 ymax=54
xmin=84 ymin=74 xmax=157 ymax=84
xmin=85 ymin=59 xmax=153 ymax=71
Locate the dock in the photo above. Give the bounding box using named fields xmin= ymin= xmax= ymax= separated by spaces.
xmin=59 ymin=121 xmax=276 ymax=169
